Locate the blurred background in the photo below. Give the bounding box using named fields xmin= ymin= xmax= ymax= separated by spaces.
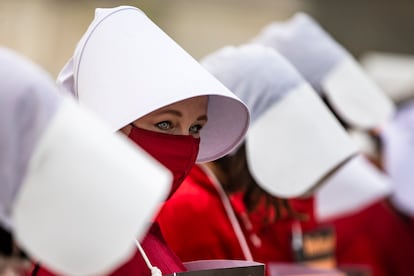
xmin=1 ymin=0 xmax=413 ymax=78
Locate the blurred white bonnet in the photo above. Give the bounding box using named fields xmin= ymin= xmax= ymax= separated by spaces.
xmin=361 ymin=51 xmax=414 ymax=105
xmin=201 ymin=44 xmax=301 ymax=124
xmin=0 ymin=47 xmax=61 ymax=231
xmin=316 ymin=155 xmax=391 ymax=221
xmin=57 ymin=6 xmax=249 ymax=163
xmin=253 ymin=12 xmax=395 ymax=130
xmin=0 ymin=47 xmax=171 ymax=275
xmin=382 ymin=100 xmax=414 ymax=216
xmin=201 ymin=44 xmax=357 ymax=197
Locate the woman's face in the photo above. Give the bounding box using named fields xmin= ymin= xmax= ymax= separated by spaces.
xmin=120 ymin=96 xmax=208 ymax=138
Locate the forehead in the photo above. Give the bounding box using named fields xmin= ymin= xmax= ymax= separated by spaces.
xmin=136 ymin=96 xmax=209 ymax=123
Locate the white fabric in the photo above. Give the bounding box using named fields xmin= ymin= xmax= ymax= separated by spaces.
xmin=201 ymin=45 xmax=300 ymax=125
xmin=247 ymin=84 xmax=356 ymax=197
xmin=201 ymin=44 xmax=357 ymax=197
xmin=322 ymin=58 xmax=395 ymax=130
xmin=253 ymin=12 xmax=395 ymax=130
xmin=14 ymin=98 xmax=171 ymax=275
xmin=0 ymin=47 xmax=60 ymax=231
xmin=361 ymin=51 xmax=414 ymax=104
xmin=57 ymin=6 xmax=249 ymax=163
xmin=382 ymin=101 xmax=414 ymax=216
xmin=316 ymin=155 xmax=392 ymax=221
xmin=0 ymin=47 xmax=171 ymax=275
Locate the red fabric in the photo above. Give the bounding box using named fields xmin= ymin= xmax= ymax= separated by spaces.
xmin=31 ymin=222 xmax=186 ymax=276
xmin=128 ymin=126 xmax=199 ymax=196
xmin=230 ymin=192 xmax=318 ymax=264
xmin=155 ymin=165 xmax=318 ymax=274
xmin=156 ymin=165 xmax=246 ymax=261
xmin=323 ymin=199 xmax=414 ymax=276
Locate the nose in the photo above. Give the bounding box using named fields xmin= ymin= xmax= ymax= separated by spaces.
xmin=174 ymin=123 xmax=195 ymax=136
xmin=176 ymin=126 xmax=190 ymax=136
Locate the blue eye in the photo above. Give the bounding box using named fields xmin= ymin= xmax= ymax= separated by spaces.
xmin=189 ymin=124 xmax=203 ymax=135
xmin=156 ymin=121 xmax=172 ymax=130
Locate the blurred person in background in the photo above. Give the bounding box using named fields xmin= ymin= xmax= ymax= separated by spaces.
xmin=253 ymin=12 xmax=414 ymax=276
xmin=362 ymin=50 xmax=414 ymax=232
xmin=361 ymin=52 xmax=414 ymax=108
xmin=382 ymin=101 xmax=414 ymax=223
xmin=362 ymin=51 xmax=414 ymax=222
xmin=0 ymin=46 xmax=173 ymax=276
xmin=156 ymin=43 xmax=358 ymax=276
xmin=34 ymin=5 xmax=250 ymax=276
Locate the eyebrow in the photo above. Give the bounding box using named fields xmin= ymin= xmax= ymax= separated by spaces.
xmin=157 ymin=110 xmax=182 ymax=117
xmin=197 ymin=115 xmax=208 ymax=121
xmin=156 ymin=110 xmax=208 ymax=121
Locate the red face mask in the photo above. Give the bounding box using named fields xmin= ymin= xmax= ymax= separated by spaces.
xmin=128 ymin=126 xmax=200 ymax=197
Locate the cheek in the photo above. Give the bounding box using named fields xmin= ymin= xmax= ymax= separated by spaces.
xmin=191 ymin=133 xmax=201 ymax=139
xmin=119 ymin=125 xmax=132 ymax=136
xmin=133 ymin=120 xmax=156 ymax=132
xmin=134 ymin=120 xmax=169 ymax=134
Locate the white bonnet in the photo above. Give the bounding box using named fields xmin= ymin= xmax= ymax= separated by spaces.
xmin=201 ymin=44 xmax=357 ymax=197
xmin=382 ymin=101 xmax=414 ymax=216
xmin=253 ymin=13 xmax=395 ymax=130
xmin=0 ymin=47 xmax=170 ymax=275
xmin=57 ymin=6 xmax=250 ymax=162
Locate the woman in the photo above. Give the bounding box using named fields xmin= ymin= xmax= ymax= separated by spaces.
xmin=34 ymin=5 xmax=250 ymax=276
xmin=252 ymin=12 xmax=395 ymax=157
xmin=155 ymin=44 xmax=357 ymax=275
xmin=0 ymin=46 xmax=171 ymax=276
xmin=253 ymin=13 xmax=414 ymax=276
